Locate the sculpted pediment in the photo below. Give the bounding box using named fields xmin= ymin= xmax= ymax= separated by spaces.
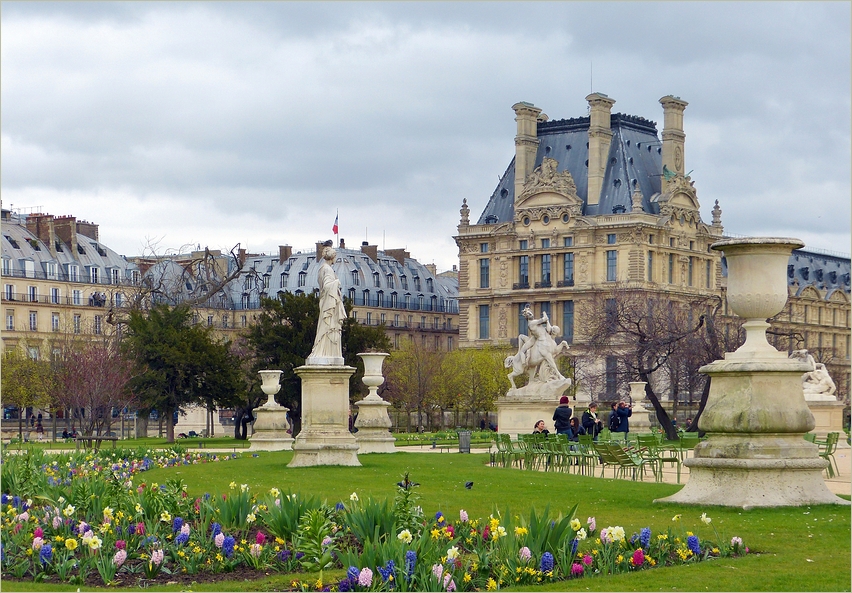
xmin=516 ymin=157 xmax=583 ymax=207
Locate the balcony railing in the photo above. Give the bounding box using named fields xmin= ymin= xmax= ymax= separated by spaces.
xmin=534 ymin=281 xmax=552 ymax=289
xmin=512 ymin=282 xmax=530 ymax=290
xmin=556 ymin=279 xmax=575 ymax=287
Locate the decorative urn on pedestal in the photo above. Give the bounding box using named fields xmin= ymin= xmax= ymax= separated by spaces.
xmin=656 ymin=238 xmax=847 ymax=508
xmin=354 ymin=352 xmax=396 ymax=454
xmin=249 ymin=370 xmax=294 ymax=451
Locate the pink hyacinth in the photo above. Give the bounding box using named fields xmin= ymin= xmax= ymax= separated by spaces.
xmin=256 ymin=531 xmax=266 ymax=545
xmin=459 ymin=509 xmax=468 ymax=522
xmin=444 ymin=574 xmax=456 ymax=592
xmin=432 ymin=563 xmax=444 ymax=579
xmin=358 ymin=567 xmax=373 ymax=587
xmin=214 ymin=533 xmax=225 ymax=548
xmin=32 ymin=537 xmax=44 ymax=550
xmin=52 ymin=516 xmax=61 ymax=530
xmin=136 ymin=523 xmax=145 ymax=535
xmin=322 ymin=536 xmax=333 ymax=546
xmin=632 ymin=548 xmax=645 ymax=566
xmin=250 ymin=543 xmax=262 ymax=558
xmin=571 ymin=562 xmax=584 ymax=576
xmin=116 ymin=540 xmax=126 ymax=550
xmin=582 ymin=554 xmax=593 ymax=566
xmin=180 ymin=524 xmax=190 ymax=536
xmin=519 ymin=546 xmax=532 ymax=562
xmin=34 ymin=527 xmax=44 ymax=539
xmin=113 ymin=549 xmax=127 ymax=567
xmin=151 ymin=549 xmax=164 ymax=566
xmin=17 ymin=512 xmax=29 ymax=522
xmin=587 ymin=516 xmax=596 ymax=531
xmin=445 ymin=524 xmax=454 ymax=537
xmin=13 ymin=523 xmax=22 ymax=534
xmin=83 ymin=530 xmax=94 ymax=540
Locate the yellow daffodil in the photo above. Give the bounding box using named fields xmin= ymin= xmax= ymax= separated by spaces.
xmin=570 ymin=518 xmax=581 ymax=531
xmin=65 ymin=538 xmax=78 ymax=551
xmin=672 ymin=514 xmax=682 ymax=522
xmin=700 ymin=513 xmax=712 ymax=525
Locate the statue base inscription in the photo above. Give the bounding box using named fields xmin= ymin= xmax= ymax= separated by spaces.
xmin=288 ymin=365 xmax=361 ymax=467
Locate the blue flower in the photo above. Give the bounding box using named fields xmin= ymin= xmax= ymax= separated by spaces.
xmin=378 ymin=559 xmax=396 ymax=583
xmin=210 ymin=522 xmax=221 ymax=537
xmin=571 ymin=538 xmax=579 ymax=556
xmin=295 ymin=551 xmax=305 ymax=560
xmin=338 ymin=578 xmax=353 ymax=592
xmin=405 ymin=550 xmax=417 ymax=578
xmin=223 ymin=535 xmax=236 ymax=558
xmin=252 ymin=453 xmax=259 ymax=458
xmin=278 ymin=549 xmax=292 ymax=562
xmin=128 ymin=523 xmax=136 ymax=536
xmin=335 ymin=502 xmax=346 ymax=511
xmin=435 ymin=511 xmax=445 ymax=524
xmin=203 ymin=493 xmax=211 ymax=500
xmin=687 ymin=535 xmax=700 ymax=555
xmin=540 ymin=552 xmax=554 ymax=573
xmin=172 ymin=517 xmax=184 ymax=533
xmin=640 ymin=527 xmax=651 ymax=548
xmin=12 ymin=496 xmax=21 ymax=509
xmin=347 ymin=566 xmax=360 ymax=581
xmin=0 ymin=494 xmax=8 ymax=505
xmin=175 ymin=532 xmax=189 ymax=546
xmin=39 ymin=543 xmax=53 ymax=565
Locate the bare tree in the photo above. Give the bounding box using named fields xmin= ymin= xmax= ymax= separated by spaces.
xmin=383 ymin=338 xmax=445 ymax=431
xmin=580 ymin=285 xmax=741 ymax=440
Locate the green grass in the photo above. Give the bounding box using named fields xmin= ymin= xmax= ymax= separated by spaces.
xmin=3 ymin=451 xmax=849 ymax=591
xmin=1 ymin=435 xmax=251 ymax=452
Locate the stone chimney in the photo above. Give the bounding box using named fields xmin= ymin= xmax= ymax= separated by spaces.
xmin=360 ymin=241 xmax=378 ymax=263
xmin=25 ymin=213 xmax=57 ymax=257
xmin=278 ymin=245 xmax=292 ymax=264
xmin=53 ymin=215 xmax=78 ymax=255
xmin=76 ymin=219 xmax=99 ymax=241
xmin=338 ymin=237 xmax=346 ymax=250
xmin=512 ymin=102 xmax=543 ymax=202
xmin=385 ymin=248 xmax=410 ymax=266
xmin=586 ymin=92 xmax=616 ymax=206
xmin=425 ymin=263 xmax=437 ymax=276
xmin=659 ymin=95 xmax=688 ymax=191
xmin=238 ymin=248 xmax=247 ymax=266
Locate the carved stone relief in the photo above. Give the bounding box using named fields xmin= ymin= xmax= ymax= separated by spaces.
xmin=498 ymin=306 xmax=508 ymax=339
xmin=499 ymin=260 xmax=508 ymax=288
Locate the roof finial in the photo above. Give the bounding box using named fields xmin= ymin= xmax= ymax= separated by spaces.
xmin=712 ymin=199 xmax=723 ymax=227
xmin=459 ymin=198 xmax=470 ymax=226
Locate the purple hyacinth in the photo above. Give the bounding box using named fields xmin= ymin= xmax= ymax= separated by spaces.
xmin=172 ymin=517 xmax=184 ymax=533
xmin=335 ymin=502 xmax=346 ymax=511
xmin=175 ymin=532 xmax=189 ymax=546
xmin=0 ymin=494 xmax=8 ymax=505
xmin=128 ymin=523 xmax=136 ymax=536
xmin=278 ymin=549 xmax=292 ymax=562
xmin=640 ymin=527 xmax=651 ymax=548
xmin=295 ymin=551 xmax=305 ymax=560
xmin=39 ymin=543 xmax=53 ymax=565
xmin=338 ymin=578 xmax=353 ymax=592
xmin=405 ymin=550 xmax=417 ymax=578
xmin=347 ymin=566 xmax=360 ymax=581
xmin=378 ymin=559 xmax=396 ymax=582
xmin=687 ymin=535 xmax=700 ymax=555
xmin=210 ymin=522 xmax=221 ymax=537
xmin=223 ymin=535 xmax=235 ymax=558
xmin=571 ymin=538 xmax=579 ymax=556
xmin=12 ymin=496 xmax=21 ymax=509
xmin=540 ymin=552 xmax=554 ymax=573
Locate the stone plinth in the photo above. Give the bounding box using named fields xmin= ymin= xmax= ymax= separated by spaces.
xmin=628 ymin=381 xmax=653 ymax=432
xmin=807 ymin=400 xmax=846 ymax=439
xmin=288 ymin=365 xmax=361 ymax=467
xmin=656 ymin=358 xmax=847 ymax=508
xmin=496 ymin=380 xmax=571 ymax=438
xmin=354 ymin=396 xmax=396 ymax=453
xmin=249 ymin=405 xmax=294 ymax=451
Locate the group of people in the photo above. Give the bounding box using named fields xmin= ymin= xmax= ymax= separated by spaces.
xmin=532 ymin=397 xmax=634 ymax=441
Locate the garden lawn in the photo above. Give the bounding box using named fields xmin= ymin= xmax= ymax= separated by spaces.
xmin=4 ymin=450 xmax=849 ymax=592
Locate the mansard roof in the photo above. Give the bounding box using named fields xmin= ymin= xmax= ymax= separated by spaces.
xmin=477 ymin=113 xmax=663 ymax=225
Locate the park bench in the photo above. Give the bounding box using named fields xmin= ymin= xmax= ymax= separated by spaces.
xmin=75 ymin=435 xmax=118 ymax=451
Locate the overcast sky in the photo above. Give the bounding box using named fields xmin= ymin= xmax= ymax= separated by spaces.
xmin=2 ymin=2 xmax=850 ymax=271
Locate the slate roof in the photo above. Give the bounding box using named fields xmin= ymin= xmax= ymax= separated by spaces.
xmin=477 ymin=113 xmax=663 ymax=224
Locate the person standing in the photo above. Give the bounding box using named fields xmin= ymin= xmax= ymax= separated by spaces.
xmin=613 ymin=401 xmax=632 ymax=441
xmin=552 ymin=396 xmax=573 ymax=435
xmin=581 ymin=402 xmax=603 ymax=440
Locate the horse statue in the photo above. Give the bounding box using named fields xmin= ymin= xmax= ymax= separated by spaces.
xmin=504 ymin=308 xmax=572 ymax=390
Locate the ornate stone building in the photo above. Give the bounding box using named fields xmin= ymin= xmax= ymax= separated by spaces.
xmin=455 ymin=93 xmax=850 ymax=405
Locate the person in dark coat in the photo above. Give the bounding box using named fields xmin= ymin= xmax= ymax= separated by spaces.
xmin=581 ymin=402 xmax=604 ymax=441
xmin=568 ymin=417 xmax=586 ymax=442
xmin=552 ymin=396 xmax=573 ymax=435
xmin=614 ymin=401 xmax=633 ymax=440
xmin=532 ymin=420 xmax=550 ymax=436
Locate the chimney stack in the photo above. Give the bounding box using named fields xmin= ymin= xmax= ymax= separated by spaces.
xmin=385 ymin=248 xmax=410 ymax=266
xmin=585 ymin=93 xmax=616 ymax=206
xmin=659 ymin=95 xmax=688 ymax=191
xmin=360 ymin=241 xmax=378 ymax=263
xmin=279 ymin=245 xmax=292 ymax=264
xmin=339 ymin=237 xmax=346 ymax=249
xmin=25 ymin=213 xmax=57 ymax=257
xmin=53 ymin=215 xmax=78 ymax=255
xmin=75 ymin=219 xmax=99 ymax=241
xmin=512 ymin=102 xmax=543 ymax=202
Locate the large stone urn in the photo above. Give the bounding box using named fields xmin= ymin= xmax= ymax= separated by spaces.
xmin=628 ymin=381 xmax=652 ymax=433
xmin=249 ymin=370 xmax=294 ymax=451
xmin=354 ymin=353 xmax=396 ymax=454
xmin=657 ymin=238 xmax=847 ymax=508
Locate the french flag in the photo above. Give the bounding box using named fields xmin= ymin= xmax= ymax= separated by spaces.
xmin=332 ymin=212 xmax=339 ymax=235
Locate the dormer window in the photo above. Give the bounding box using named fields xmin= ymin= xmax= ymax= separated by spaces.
xmin=427 ymin=278 xmax=434 ymax=292
xmin=400 ymin=275 xmax=408 ymax=289
xmin=280 ymin=272 xmax=288 ymax=287
xmin=373 ymin=272 xmax=380 ymax=287
xmin=387 ymin=274 xmax=394 ymax=289
xmin=298 ymin=271 xmax=307 ymax=287
xmin=414 ymin=276 xmax=421 ymax=291
xmin=351 ymin=270 xmax=360 ymax=286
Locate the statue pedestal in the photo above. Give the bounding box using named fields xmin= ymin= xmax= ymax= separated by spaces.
xmin=249 ymin=404 xmax=294 ymax=451
xmin=288 ymin=365 xmax=361 ymax=467
xmin=807 ymin=400 xmax=846 ymax=439
xmin=496 ymin=378 xmax=571 ymax=438
xmin=656 ymin=358 xmax=847 ymax=508
xmin=354 ymin=396 xmax=396 ymax=454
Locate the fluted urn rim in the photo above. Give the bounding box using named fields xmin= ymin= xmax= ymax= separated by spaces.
xmin=710 ymin=237 xmax=804 ymax=252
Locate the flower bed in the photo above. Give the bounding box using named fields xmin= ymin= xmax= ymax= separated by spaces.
xmin=0 ymin=452 xmax=749 ymax=591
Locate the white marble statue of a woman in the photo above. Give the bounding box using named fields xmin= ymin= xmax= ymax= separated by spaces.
xmin=306 ymin=242 xmax=346 ymax=366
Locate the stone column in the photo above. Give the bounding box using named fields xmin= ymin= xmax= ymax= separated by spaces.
xmin=250 ymin=370 xmax=294 ymax=451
